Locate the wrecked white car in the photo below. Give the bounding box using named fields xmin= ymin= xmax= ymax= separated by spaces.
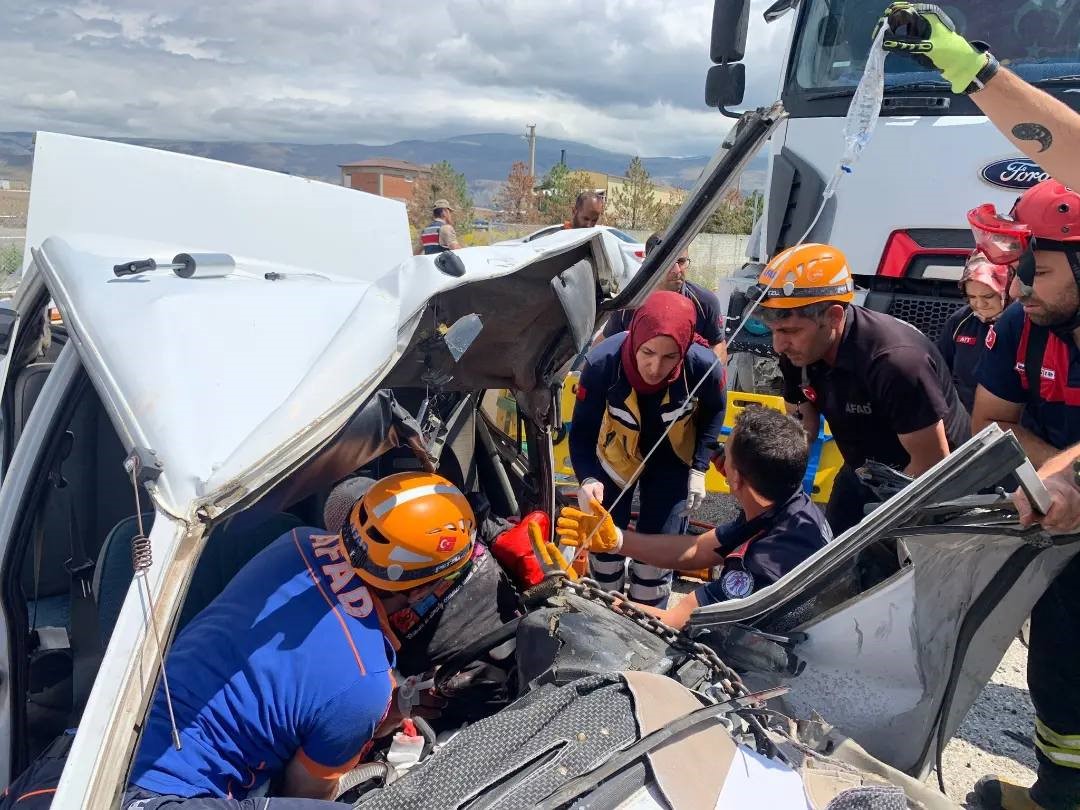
xmin=0 ymin=120 xmax=1076 ymax=810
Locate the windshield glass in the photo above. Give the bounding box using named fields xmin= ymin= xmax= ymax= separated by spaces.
xmin=792 ymin=0 xmax=1080 ymax=92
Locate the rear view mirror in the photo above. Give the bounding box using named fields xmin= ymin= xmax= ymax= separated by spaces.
xmin=711 ymin=0 xmax=751 ymax=64
xmin=706 ymin=63 xmax=746 ymax=114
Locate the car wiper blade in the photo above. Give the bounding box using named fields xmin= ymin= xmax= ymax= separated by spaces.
xmin=1033 ymin=74 xmax=1080 ymax=85
xmin=808 ymin=81 xmax=949 ymax=101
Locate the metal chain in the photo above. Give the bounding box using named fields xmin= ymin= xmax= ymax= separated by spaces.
xmin=558 ymin=577 xmax=748 ymax=700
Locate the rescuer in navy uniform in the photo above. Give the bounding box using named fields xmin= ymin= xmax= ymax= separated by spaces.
xmin=970 ymin=179 xmax=1080 ymax=810
xmin=937 ymin=252 xmax=1011 ymax=412
xmin=557 ymin=405 xmax=830 ymax=630
xmin=569 ymin=290 xmax=726 ymax=608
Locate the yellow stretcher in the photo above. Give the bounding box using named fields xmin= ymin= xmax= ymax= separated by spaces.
xmin=550 ymin=372 xmax=841 ymax=505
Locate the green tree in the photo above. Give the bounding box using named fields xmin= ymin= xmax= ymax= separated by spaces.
xmin=704 ymin=189 xmax=763 ymax=235
xmin=537 ymin=164 xmax=594 ymax=224
xmin=408 ymin=161 xmax=475 ymax=232
xmin=608 ymin=157 xmax=664 ymax=231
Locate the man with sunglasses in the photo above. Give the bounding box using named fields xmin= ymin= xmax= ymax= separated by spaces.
xmin=967 ymin=178 xmax=1080 ymax=810
xmin=600 ymin=233 xmax=727 ymax=361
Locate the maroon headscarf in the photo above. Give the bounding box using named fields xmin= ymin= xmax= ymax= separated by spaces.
xmin=620 ymin=291 xmax=697 ymax=394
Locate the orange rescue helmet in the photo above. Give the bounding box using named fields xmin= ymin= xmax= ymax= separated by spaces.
xmin=755 ymin=243 xmax=855 ymax=310
xmin=343 ymin=472 xmax=476 ymax=592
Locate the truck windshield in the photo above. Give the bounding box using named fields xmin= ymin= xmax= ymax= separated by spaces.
xmin=792 ymin=0 xmax=1080 ymax=93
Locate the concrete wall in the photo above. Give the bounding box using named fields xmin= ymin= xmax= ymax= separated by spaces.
xmin=627 ymin=230 xmax=752 ymax=291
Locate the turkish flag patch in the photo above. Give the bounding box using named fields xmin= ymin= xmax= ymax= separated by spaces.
xmin=437 ymin=536 xmax=456 ymax=552
xmin=801 ymin=385 xmax=817 ymax=403
xmin=985 ymin=327 xmax=997 ymax=350
xmin=575 ymin=384 xmax=588 ymax=401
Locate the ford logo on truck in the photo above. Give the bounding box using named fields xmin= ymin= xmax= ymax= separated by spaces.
xmin=980 ymin=158 xmax=1050 ymax=190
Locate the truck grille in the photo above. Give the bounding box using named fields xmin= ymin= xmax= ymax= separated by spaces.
xmin=887 ymin=295 xmax=965 ymax=342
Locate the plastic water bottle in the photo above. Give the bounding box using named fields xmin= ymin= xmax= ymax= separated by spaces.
xmin=840 ymin=26 xmax=888 ymax=176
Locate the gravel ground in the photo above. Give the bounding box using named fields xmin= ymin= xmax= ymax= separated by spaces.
xmin=938 ymin=638 xmax=1036 ymax=808
xmin=679 ymin=494 xmax=1038 ymax=808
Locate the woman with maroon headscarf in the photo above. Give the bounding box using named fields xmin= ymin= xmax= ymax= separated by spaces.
xmin=569 ymin=291 xmax=726 ymax=607
xmin=937 ymin=252 xmax=1012 ymax=412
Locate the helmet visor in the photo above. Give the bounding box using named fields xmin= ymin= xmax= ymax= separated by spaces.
xmin=968 ymin=203 xmax=1032 ymax=265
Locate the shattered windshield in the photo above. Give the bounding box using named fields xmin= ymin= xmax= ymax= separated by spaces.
xmin=792 ymin=0 xmax=1080 ymax=92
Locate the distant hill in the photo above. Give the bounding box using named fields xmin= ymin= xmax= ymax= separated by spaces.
xmin=0 ymin=131 xmax=767 ymax=206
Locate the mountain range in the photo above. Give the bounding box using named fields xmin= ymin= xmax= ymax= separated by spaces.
xmin=0 ymin=131 xmax=766 ymax=207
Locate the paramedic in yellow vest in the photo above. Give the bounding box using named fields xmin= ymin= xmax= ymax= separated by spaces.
xmin=568 ymin=290 xmax=726 ymax=607
xmin=419 ymin=199 xmax=462 ymax=254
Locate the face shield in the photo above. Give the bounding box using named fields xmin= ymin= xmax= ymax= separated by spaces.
xmin=967 ymin=204 xmax=1033 ymax=266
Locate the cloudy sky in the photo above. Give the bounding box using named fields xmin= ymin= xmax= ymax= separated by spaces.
xmin=1 ymin=0 xmax=792 ymax=156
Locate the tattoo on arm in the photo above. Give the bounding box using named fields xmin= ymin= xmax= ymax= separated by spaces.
xmin=1012 ymin=122 xmax=1053 ymax=153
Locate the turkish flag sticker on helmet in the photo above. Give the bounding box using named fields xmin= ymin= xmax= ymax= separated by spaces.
xmin=985 ymin=326 xmax=997 ymax=350
xmin=437 ymin=536 xmax=456 ymax=553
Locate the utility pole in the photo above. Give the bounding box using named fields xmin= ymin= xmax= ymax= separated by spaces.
xmin=525 ymin=124 xmax=537 ymax=179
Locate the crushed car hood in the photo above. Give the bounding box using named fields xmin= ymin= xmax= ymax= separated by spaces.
xmin=25 ymin=132 xmax=623 ymax=521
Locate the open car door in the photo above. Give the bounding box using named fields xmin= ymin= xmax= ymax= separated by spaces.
xmin=688 ymin=425 xmax=1079 ymax=778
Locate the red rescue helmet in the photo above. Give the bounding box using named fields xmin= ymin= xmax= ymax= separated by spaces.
xmin=1014 ymin=180 xmax=1080 ymax=242
xmin=968 ymin=180 xmax=1080 ymax=311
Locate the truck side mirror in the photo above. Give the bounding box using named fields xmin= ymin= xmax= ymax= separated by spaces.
xmin=711 ymin=0 xmax=751 ymax=64
xmin=705 ymin=63 xmax=746 ymax=117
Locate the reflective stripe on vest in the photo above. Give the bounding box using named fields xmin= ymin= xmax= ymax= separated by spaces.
xmin=595 ymin=372 xmax=698 ymax=487
xmin=1015 ymin=317 xmax=1080 ymax=406
xmin=420 ymin=220 xmax=447 ymax=255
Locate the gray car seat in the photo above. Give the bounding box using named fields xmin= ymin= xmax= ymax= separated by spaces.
xmin=94 ymin=510 xmax=304 ymax=648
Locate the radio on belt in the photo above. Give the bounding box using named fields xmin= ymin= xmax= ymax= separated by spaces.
xmin=113 ymin=253 xmax=235 ymax=279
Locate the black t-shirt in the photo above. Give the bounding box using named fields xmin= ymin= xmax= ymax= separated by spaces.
xmin=602 ymin=281 xmax=725 ymax=345
xmin=695 ymin=490 xmax=831 ymax=605
xmin=780 ymin=306 xmax=971 ymax=470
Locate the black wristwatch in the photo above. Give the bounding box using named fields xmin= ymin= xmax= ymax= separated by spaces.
xmin=966 ymin=46 xmax=1000 ymax=94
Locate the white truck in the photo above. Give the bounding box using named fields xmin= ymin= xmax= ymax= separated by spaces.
xmin=706 ymin=0 xmax=1080 ymax=357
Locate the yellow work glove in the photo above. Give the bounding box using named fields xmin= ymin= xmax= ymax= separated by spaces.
xmin=875 ymin=2 xmax=991 ymax=94
xmin=555 ymin=499 xmax=623 ymax=554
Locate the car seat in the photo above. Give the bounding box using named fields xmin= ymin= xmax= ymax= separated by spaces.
xmin=94 ymin=511 xmax=304 ymax=648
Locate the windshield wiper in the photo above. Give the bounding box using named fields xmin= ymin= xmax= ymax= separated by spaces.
xmin=1033 ymin=74 xmax=1080 ymax=85
xmin=808 ymin=81 xmax=949 ymax=101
